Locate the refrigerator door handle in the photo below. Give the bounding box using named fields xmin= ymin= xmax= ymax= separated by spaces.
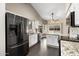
xmin=10 ymin=41 xmax=28 ymax=49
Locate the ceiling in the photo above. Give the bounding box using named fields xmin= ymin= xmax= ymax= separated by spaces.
xmin=31 ymin=3 xmax=67 ymax=20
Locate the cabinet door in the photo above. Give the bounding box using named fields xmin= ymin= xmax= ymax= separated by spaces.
xmin=66 ymin=16 xmax=71 ymax=26
xmin=29 ymin=34 xmax=38 ymax=47
xmin=71 ymin=11 xmax=75 ymax=27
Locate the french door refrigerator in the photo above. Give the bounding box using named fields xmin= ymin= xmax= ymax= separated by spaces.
xmin=5 ymin=12 xmax=29 ymax=56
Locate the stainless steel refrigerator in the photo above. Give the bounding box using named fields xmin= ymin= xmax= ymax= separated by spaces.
xmin=5 ymin=12 xmax=29 ymax=56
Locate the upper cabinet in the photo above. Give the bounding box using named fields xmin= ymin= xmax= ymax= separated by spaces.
xmin=27 ymin=20 xmax=40 ymax=33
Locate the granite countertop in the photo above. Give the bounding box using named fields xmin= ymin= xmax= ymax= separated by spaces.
xmin=41 ymin=33 xmax=61 ymax=35
xmin=61 ymin=40 xmax=79 ymax=56
xmin=61 ymin=36 xmax=79 ymax=42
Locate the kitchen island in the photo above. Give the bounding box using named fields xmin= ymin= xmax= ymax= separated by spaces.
xmin=46 ymin=34 xmax=60 ymax=48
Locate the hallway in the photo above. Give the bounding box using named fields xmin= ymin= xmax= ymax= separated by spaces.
xmin=28 ymin=38 xmax=59 ymax=56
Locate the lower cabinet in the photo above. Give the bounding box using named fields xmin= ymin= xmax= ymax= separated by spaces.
xmin=29 ymin=34 xmax=38 ymax=47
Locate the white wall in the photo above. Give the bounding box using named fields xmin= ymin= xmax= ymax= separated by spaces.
xmin=6 ymin=3 xmax=43 ymax=25
xmin=0 ymin=3 xmax=5 ymax=56
xmin=74 ymin=4 xmax=79 ymax=26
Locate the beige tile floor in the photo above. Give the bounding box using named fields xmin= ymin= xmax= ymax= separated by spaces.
xmin=61 ymin=40 xmax=79 ymax=56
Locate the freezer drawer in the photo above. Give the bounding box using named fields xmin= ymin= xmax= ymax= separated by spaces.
xmin=6 ymin=42 xmax=29 ymax=56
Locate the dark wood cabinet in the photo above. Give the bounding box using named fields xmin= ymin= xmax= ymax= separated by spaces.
xmin=71 ymin=11 xmax=75 ymax=27
xmin=66 ymin=11 xmax=75 ymax=27
xmin=66 ymin=15 xmax=71 ymax=26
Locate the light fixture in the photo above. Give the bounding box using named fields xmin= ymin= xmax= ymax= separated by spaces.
xmin=51 ymin=12 xmax=58 ymax=21
xmin=51 ymin=12 xmax=54 ymax=20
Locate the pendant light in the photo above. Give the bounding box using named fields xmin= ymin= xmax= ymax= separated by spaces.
xmin=51 ymin=12 xmax=54 ymax=21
